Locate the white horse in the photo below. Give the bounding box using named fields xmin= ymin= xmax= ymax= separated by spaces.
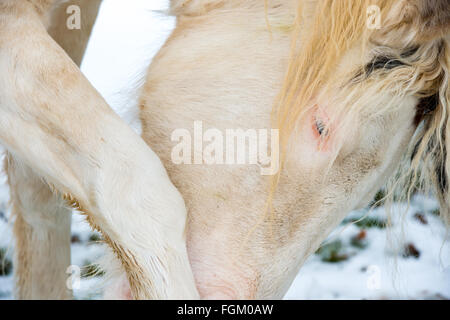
xmin=1 ymin=0 xmax=449 ymax=299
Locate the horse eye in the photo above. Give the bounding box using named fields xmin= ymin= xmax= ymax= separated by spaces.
xmin=315 ymin=118 xmax=328 ymax=136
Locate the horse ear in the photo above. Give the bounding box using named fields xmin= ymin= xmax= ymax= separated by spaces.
xmin=410 ymin=0 xmax=450 ymax=41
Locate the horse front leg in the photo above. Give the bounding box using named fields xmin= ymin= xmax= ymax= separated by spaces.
xmin=4 ymin=0 xmax=103 ymax=301
xmin=0 ymin=0 xmax=198 ymax=299
xmin=6 ymin=153 xmax=73 ymax=300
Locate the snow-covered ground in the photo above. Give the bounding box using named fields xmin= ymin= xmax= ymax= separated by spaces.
xmin=0 ymin=0 xmax=449 ymax=300
xmin=286 ymin=196 xmax=450 ymax=299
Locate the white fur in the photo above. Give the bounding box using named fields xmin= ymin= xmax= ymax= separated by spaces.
xmin=1 ymin=0 xmax=198 ymax=299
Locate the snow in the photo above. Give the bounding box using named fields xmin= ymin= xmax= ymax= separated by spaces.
xmin=286 ymin=198 xmax=450 ymax=299
xmin=0 ymin=0 xmax=449 ymax=300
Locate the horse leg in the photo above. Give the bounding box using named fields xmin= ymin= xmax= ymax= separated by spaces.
xmin=6 ymin=153 xmax=73 ymax=299
xmin=4 ymin=0 xmax=103 ymax=300
xmin=0 ymin=0 xmax=198 ymax=299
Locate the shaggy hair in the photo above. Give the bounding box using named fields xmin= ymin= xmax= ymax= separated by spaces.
xmin=270 ymin=0 xmax=449 ymax=225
